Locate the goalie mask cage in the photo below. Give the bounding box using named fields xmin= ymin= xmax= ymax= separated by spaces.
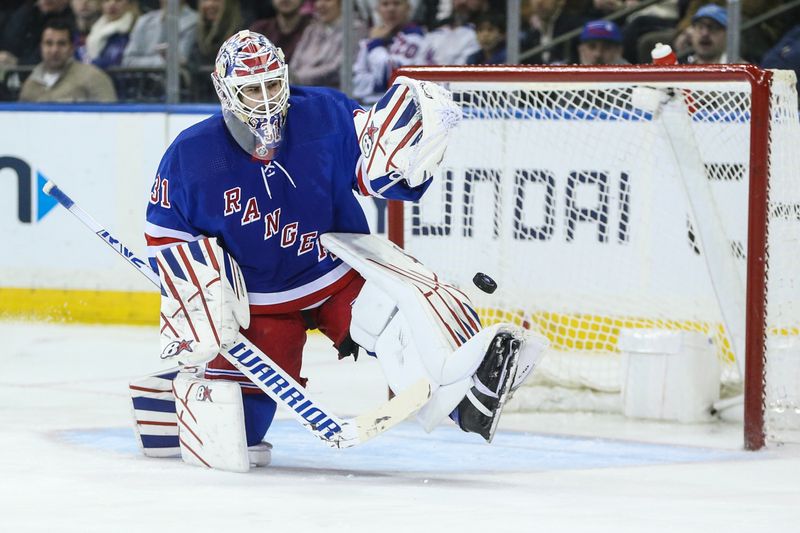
xmin=388 ymin=65 xmax=800 ymax=450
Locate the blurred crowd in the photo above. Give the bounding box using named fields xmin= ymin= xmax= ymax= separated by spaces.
xmin=1 ymin=0 xmax=799 ymax=103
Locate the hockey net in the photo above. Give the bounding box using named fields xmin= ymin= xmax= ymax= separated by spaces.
xmin=389 ymin=65 xmax=800 ymax=449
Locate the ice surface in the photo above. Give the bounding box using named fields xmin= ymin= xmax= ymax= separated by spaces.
xmin=1 ymin=322 xmax=798 ymax=532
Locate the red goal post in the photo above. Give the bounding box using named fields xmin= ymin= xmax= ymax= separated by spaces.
xmin=387 ymin=65 xmax=799 ymax=450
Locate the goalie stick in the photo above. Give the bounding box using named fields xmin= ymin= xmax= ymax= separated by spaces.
xmin=42 ymin=180 xmax=431 ymax=449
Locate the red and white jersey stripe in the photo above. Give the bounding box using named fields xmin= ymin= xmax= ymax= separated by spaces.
xmin=144 ymin=221 xmax=203 ymax=256
xmin=249 ymin=264 xmax=358 ymax=314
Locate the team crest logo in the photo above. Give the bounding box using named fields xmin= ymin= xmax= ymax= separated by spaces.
xmin=161 ymin=339 xmax=194 ymax=359
xmin=195 ymin=385 xmax=214 ymax=402
xmin=361 ymin=122 xmax=378 ymax=157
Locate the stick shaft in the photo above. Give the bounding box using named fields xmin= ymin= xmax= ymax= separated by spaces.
xmin=43 ymin=181 xmax=160 ymax=286
xmin=42 ymin=180 xmax=429 ymax=447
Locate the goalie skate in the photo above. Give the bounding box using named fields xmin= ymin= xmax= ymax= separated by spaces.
xmin=456 ymin=332 xmax=521 ymax=443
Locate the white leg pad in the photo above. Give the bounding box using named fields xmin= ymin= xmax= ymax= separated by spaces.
xmin=172 ymin=374 xmax=250 ymax=473
xmin=354 ymin=285 xmax=494 ymax=392
xmin=416 ymin=376 xmax=472 ymax=432
xmin=350 ymin=280 xmax=397 ymax=354
xmin=371 ymin=310 xmax=437 ymax=393
xmin=439 ymin=324 xmax=505 ymax=385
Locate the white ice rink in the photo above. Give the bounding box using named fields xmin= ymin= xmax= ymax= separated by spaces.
xmin=1 ymin=321 xmax=798 ymax=532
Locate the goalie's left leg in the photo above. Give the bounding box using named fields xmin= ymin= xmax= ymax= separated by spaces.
xmin=453 ymin=332 xmax=523 ymax=443
xmin=322 ymin=232 xmax=549 ymax=442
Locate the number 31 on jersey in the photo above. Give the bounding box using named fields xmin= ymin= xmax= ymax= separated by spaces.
xmin=150 ymin=174 xmax=171 ymax=208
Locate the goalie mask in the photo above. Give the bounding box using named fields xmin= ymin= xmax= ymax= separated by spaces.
xmin=212 ymin=31 xmax=289 ymax=153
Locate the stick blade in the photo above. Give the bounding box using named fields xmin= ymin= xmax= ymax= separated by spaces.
xmin=340 ymin=379 xmax=431 ymax=447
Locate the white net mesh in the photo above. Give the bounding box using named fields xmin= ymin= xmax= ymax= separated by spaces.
xmin=398 ymin=68 xmax=800 ymax=442
xmin=763 ymin=72 xmax=800 ymax=440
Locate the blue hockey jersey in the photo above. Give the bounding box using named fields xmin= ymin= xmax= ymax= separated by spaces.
xmin=145 ymin=86 xmax=428 ymax=314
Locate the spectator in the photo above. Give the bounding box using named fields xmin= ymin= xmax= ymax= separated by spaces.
xmin=466 ymin=12 xmax=506 ymax=65
xmin=675 ymin=1 xmax=788 ymax=64
xmin=290 ymin=0 xmax=367 ymax=88
xmin=122 ymin=0 xmax=198 ymax=67
xmin=249 ymin=0 xmax=312 ymax=62
xmin=761 ymin=24 xmax=800 ymax=97
xmin=355 ymin=0 xmax=421 ymax=28
xmin=522 ymin=0 xmax=588 ymax=64
xmin=0 ymin=0 xmax=76 ymax=67
xmin=85 ymin=0 xmax=139 ymax=68
xmin=19 ymin=18 xmax=117 ymax=102
xmin=0 ymin=0 xmax=28 ymax=100
xmin=679 ymin=4 xmax=726 ymax=64
xmin=240 ymin=0 xmax=276 ymax=27
xmin=586 ymin=0 xmax=676 ymax=59
xmin=191 ymin=0 xmax=242 ymax=66
xmin=421 ymin=0 xmax=484 ymax=65
xmin=72 ymin=0 xmax=101 ymax=62
xmin=577 ymin=20 xmax=627 ymax=65
xmin=188 ymin=0 xmax=241 ymax=101
xmin=352 ymin=0 xmax=425 ymax=103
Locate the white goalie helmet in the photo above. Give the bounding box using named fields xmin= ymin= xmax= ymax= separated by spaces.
xmin=212 ymin=30 xmax=290 ymax=150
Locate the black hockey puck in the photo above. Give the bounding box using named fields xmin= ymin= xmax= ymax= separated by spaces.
xmin=473 ymin=272 xmax=497 ymax=294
